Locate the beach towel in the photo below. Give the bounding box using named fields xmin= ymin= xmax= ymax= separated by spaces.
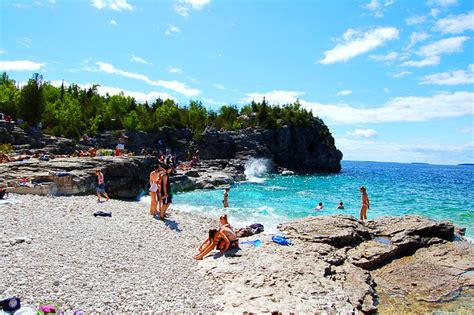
xmin=240 ymin=239 xmax=261 ymax=247
xmin=272 ymin=235 xmax=291 ymax=246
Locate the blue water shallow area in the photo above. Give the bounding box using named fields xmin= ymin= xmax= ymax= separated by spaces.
xmin=160 ymin=161 xmax=474 ymax=239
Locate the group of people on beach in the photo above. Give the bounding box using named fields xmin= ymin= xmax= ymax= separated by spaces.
xmin=148 ymin=163 xmax=174 ymax=220
xmin=314 ymin=186 xmax=370 ymax=220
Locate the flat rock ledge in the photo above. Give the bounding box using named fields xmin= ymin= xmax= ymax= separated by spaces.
xmin=198 ymin=215 xmax=473 ymax=313
xmin=0 ymin=157 xmax=244 ymax=198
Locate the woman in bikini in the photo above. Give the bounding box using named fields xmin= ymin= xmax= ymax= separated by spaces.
xmin=149 ymin=164 xmax=162 ymax=216
xmin=222 ymin=187 xmax=230 ymax=208
xmin=359 ymin=186 xmax=370 ymax=220
xmin=193 ymin=225 xmax=239 ymax=260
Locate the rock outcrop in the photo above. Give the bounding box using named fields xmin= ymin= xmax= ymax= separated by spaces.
xmin=199 ymin=215 xmax=473 ymax=313
xmin=199 ymin=126 xmax=342 ymax=173
xmin=0 ymin=157 xmax=244 ymax=198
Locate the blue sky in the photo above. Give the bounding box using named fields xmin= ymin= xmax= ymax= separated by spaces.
xmin=0 ymin=0 xmax=473 ymax=164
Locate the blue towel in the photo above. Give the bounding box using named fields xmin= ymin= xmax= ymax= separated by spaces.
xmin=272 ymin=235 xmax=291 ymax=246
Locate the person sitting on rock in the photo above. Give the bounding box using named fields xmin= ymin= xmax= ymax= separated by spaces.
xmin=193 ymin=226 xmax=239 ymax=260
xmin=315 ymin=202 xmax=324 ymax=210
xmin=337 ymin=201 xmax=344 ymax=209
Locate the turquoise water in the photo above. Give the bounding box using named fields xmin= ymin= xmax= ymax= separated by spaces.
xmin=146 ymin=161 xmax=474 ymax=239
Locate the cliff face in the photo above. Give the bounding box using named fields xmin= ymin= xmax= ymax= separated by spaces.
xmin=3 ymin=121 xmax=342 ymax=174
xmin=199 ymin=125 xmax=343 ymax=173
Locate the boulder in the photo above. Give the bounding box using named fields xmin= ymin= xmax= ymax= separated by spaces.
xmin=278 ymin=215 xmax=371 ymax=248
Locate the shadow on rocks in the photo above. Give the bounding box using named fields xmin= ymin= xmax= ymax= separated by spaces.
xmin=212 ymin=247 xmax=241 ymax=259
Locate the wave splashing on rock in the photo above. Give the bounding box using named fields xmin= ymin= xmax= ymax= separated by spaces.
xmin=244 ymin=158 xmax=272 ymax=183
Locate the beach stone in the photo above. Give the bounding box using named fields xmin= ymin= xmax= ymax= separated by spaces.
xmin=278 ymin=215 xmax=371 ymax=248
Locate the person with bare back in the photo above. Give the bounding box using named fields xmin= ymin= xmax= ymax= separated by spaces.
xmin=359 ymin=186 xmax=370 ymax=220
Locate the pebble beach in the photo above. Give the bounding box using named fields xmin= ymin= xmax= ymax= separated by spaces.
xmin=0 ymin=194 xmax=222 ymax=313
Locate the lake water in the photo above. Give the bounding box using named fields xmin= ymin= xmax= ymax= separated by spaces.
xmin=141 ymin=160 xmax=474 ymax=240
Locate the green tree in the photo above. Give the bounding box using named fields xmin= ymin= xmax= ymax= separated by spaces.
xmin=0 ymin=72 xmax=19 ymax=117
xmin=18 ymin=73 xmax=45 ymax=127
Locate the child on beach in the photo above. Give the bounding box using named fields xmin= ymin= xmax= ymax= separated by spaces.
xmin=359 ymin=186 xmax=370 ymax=220
xmin=223 ymin=187 xmax=230 ymax=208
xmin=96 ymin=169 xmax=110 ymax=202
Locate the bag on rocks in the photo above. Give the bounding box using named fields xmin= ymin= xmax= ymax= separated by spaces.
xmin=236 ymin=223 xmax=264 ymax=238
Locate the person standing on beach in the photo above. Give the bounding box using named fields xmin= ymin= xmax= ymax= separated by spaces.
xmin=149 ymin=164 xmax=162 ymax=216
xmin=159 ymin=164 xmax=173 ymax=220
xmin=223 ymin=187 xmax=230 ymax=208
xmin=359 ymin=186 xmax=370 ymax=220
xmin=96 ymin=169 xmax=110 ymax=202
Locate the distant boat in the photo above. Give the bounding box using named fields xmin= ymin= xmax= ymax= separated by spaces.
xmin=410 ymin=162 xmax=430 ymax=165
xmin=458 ymin=163 xmax=474 ymax=166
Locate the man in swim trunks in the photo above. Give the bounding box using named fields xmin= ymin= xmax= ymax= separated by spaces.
xmin=359 ymin=186 xmax=370 ymax=220
xmin=96 ymin=169 xmax=110 ymax=202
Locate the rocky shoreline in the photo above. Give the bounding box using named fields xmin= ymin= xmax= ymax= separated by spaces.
xmin=1 ymin=193 xmax=472 ymax=313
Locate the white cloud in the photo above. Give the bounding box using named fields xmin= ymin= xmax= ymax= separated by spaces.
xmin=0 ymin=49 xmax=5 ymax=55
xmin=391 ymin=70 xmax=412 ymax=77
xmin=407 ymin=31 xmax=430 ymax=49
xmin=420 ymin=64 xmax=474 ymax=85
xmin=370 ymin=51 xmax=398 ymax=61
xmin=130 ymin=54 xmax=153 ymax=66
xmin=430 ymin=8 xmax=440 ymax=17
xmin=406 ymin=15 xmax=427 ymax=25
xmin=300 ymin=91 xmax=474 ymax=124
xmin=167 ymin=66 xmax=182 ymax=74
xmin=336 ymin=90 xmax=352 ymax=96
xmin=427 ymin=0 xmax=458 ymax=8
xmin=362 ymin=0 xmax=395 ymax=17
xmin=174 ymin=0 xmax=210 ymax=16
xmin=240 ymin=90 xmax=305 ymax=104
xmin=0 ymin=60 xmax=44 ymax=71
xmin=49 ymin=80 xmax=175 ymax=103
xmin=213 ymin=84 xmax=225 ymax=90
xmin=16 ymin=37 xmax=32 ymax=48
xmin=399 ymin=56 xmax=440 ymax=67
xmin=460 ymin=127 xmax=474 ymax=134
xmin=165 ymin=24 xmax=181 ymax=36
xmin=400 ymin=36 xmax=469 ymax=67
xmin=319 ymin=27 xmax=399 ymax=65
xmin=109 ymin=19 xmax=117 ymax=26
xmin=239 ymin=90 xmax=473 ymax=125
xmin=419 ymin=36 xmax=469 ymax=56
xmin=434 ymin=11 xmax=474 ymax=34
xmin=347 ymin=128 xmax=378 ymax=138
xmin=336 ymin=137 xmax=473 ymax=165
xmin=91 ymin=0 xmax=133 ymax=11
xmin=94 ymin=61 xmax=201 ymax=97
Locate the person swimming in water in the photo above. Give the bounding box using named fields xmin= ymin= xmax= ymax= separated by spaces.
xmin=337 ymin=201 xmax=344 ymax=209
xmin=359 ymin=186 xmax=370 ymax=220
xmin=315 ymin=202 xmax=323 ymax=210
xmin=223 ymin=187 xmax=230 ymax=208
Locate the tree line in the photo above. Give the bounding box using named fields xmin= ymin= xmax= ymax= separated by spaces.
xmin=0 ymin=72 xmax=324 ymax=140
